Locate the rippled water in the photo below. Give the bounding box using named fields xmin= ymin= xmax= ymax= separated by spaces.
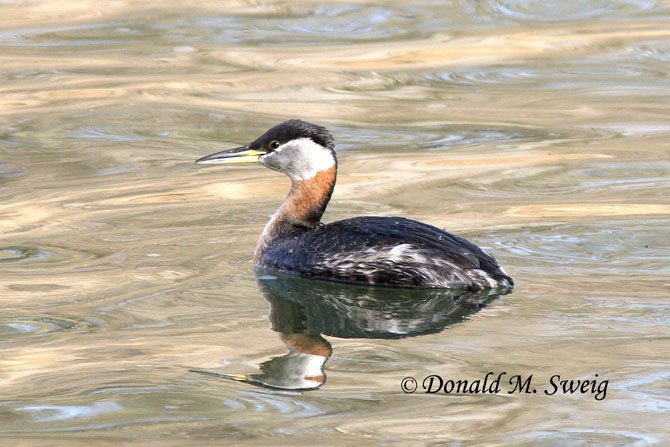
xmin=1 ymin=0 xmax=669 ymax=445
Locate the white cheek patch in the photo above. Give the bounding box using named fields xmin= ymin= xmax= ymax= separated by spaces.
xmin=272 ymin=137 xmax=336 ymax=180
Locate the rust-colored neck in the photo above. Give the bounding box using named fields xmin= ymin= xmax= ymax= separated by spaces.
xmin=281 ymin=333 xmax=333 ymax=357
xmin=254 ymin=166 xmax=336 ymax=262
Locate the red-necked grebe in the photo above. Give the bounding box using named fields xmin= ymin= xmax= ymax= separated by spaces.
xmin=196 ymin=119 xmax=513 ymax=291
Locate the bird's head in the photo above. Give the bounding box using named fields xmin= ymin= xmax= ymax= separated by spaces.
xmin=196 ymin=119 xmax=336 ymax=181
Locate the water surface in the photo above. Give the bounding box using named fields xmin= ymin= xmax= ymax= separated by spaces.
xmin=1 ymin=0 xmax=669 ymax=445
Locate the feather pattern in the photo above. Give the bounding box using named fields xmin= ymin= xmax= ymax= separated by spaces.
xmin=256 ymin=216 xmax=513 ymax=290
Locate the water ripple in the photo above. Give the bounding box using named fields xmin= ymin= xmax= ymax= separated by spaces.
xmin=518 ymin=429 xmax=659 ymax=446
xmin=495 ymin=223 xmax=669 ymax=270
xmin=197 ymin=4 xmax=440 ymax=45
xmin=15 ymin=401 xmax=122 ymax=422
xmin=0 ymin=20 xmax=174 ymax=47
xmin=0 ymin=246 xmax=50 ymax=264
xmin=426 ymin=67 xmax=541 ymax=85
xmin=230 ymin=391 xmax=326 ymax=418
xmin=425 ymin=62 xmax=668 ymax=88
xmin=0 ymin=316 xmax=89 ymax=338
xmin=0 ymin=245 xmax=101 ymax=267
xmin=69 ymin=127 xmax=146 ymax=142
xmin=0 ymin=162 xmax=24 ymax=180
xmin=335 ymin=124 xmax=562 ymax=152
xmin=472 ymin=0 xmax=657 ymax=22
xmin=617 ymin=370 xmax=670 ymax=412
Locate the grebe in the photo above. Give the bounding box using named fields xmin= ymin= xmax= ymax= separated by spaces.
xmin=196 ymin=120 xmax=513 ymax=291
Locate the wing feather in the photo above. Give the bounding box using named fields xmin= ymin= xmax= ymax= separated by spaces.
xmin=258 ymin=216 xmax=511 ymax=289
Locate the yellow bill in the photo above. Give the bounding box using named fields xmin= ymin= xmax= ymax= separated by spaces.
xmin=196 ymin=146 xmax=266 ymax=165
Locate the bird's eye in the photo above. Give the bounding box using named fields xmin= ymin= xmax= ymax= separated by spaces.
xmin=269 ymin=140 xmax=280 ymax=150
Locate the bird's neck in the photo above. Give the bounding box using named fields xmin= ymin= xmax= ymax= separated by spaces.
xmin=254 ymin=166 xmax=337 ymax=262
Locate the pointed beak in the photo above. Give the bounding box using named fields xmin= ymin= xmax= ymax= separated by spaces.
xmin=195 ymin=145 xmax=266 ymax=165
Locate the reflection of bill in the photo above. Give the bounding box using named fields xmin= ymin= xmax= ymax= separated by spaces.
xmin=191 ymin=332 xmax=331 ymax=391
xmin=191 ymin=270 xmax=508 ymax=391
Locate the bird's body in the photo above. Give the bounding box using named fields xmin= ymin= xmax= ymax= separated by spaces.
xmin=197 ymin=119 xmax=513 ymax=291
xmin=256 ymin=216 xmax=511 ymax=289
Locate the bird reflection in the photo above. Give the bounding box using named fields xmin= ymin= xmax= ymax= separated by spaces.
xmin=191 ymin=270 xmax=507 ymax=391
